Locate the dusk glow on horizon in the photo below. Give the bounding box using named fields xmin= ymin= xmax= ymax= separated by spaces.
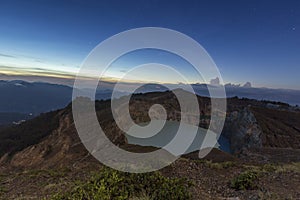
xmin=0 ymin=0 xmax=300 ymax=89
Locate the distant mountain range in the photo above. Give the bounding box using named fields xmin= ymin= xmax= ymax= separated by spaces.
xmin=192 ymin=83 xmax=300 ymax=106
xmin=0 ymin=80 xmax=299 ymax=125
xmin=0 ymin=80 xmax=73 ymax=114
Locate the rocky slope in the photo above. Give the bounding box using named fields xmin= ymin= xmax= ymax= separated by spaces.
xmin=0 ymin=100 xmax=128 ymax=170
xmin=1 ymin=90 xmax=299 ymax=169
xmin=0 ymin=91 xmax=299 ymax=199
xmin=223 ymin=107 xmax=263 ymax=154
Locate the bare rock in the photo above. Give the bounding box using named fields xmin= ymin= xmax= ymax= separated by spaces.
xmin=224 ymin=107 xmax=263 ymax=153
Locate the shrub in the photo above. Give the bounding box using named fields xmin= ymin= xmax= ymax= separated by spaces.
xmin=230 ymin=170 xmax=258 ymax=190
xmin=51 ymin=167 xmax=193 ymax=200
xmin=261 ymin=164 xmax=277 ymax=173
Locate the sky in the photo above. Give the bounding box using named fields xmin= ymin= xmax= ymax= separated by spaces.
xmin=0 ymin=0 xmax=299 ymax=89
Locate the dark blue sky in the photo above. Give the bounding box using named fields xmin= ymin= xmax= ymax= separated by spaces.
xmin=0 ymin=0 xmax=299 ymax=89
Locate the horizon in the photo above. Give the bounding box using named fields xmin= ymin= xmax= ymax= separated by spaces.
xmin=0 ymin=0 xmax=299 ymax=90
xmin=2 ymin=78 xmax=300 ymax=93
xmin=1 ymin=1 xmax=300 ymax=199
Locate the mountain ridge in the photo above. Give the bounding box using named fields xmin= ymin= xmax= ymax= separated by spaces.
xmin=0 ymin=90 xmax=299 ymax=169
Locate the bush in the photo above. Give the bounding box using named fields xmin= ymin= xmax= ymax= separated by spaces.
xmin=261 ymin=164 xmax=277 ymax=173
xmin=230 ymin=170 xmax=258 ymax=190
xmin=51 ymin=167 xmax=193 ymax=200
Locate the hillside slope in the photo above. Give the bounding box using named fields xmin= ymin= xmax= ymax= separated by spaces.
xmin=0 ymin=91 xmax=299 ymax=199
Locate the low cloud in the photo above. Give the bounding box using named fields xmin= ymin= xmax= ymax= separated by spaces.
xmin=210 ymin=77 xmax=220 ymax=85
xmin=0 ymin=53 xmax=16 ymax=58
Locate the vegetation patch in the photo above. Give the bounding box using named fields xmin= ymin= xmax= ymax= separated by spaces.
xmin=195 ymin=160 xmax=237 ymax=169
xmin=205 ymin=161 xmax=236 ymax=169
xmin=274 ymin=162 xmax=300 ymax=173
xmin=25 ymin=168 xmax=71 ymax=178
xmin=230 ymin=170 xmax=258 ymax=190
xmin=0 ymin=111 xmax=60 ymax=157
xmin=0 ymin=176 xmax=7 ymax=195
xmin=257 ymin=162 xmax=300 ymax=174
xmin=50 ymin=167 xmax=193 ymax=200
